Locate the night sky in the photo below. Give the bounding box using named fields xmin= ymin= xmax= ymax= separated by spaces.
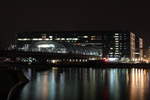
xmin=0 ymin=0 xmax=150 ymax=48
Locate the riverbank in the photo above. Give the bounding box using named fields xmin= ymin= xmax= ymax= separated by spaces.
xmin=1 ymin=61 xmax=150 ymax=70
xmin=0 ymin=66 xmax=29 ymax=100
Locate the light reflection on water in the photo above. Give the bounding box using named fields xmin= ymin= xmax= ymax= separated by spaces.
xmin=18 ymin=68 xmax=150 ymax=100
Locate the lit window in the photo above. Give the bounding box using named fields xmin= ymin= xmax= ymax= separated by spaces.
xmin=49 ymin=36 xmax=53 ymax=38
xmin=38 ymin=38 xmax=42 ymax=40
xmin=18 ymin=38 xmax=30 ymax=41
xmin=32 ymin=38 xmax=39 ymax=40
xmin=61 ymin=38 xmax=65 ymax=40
xmin=32 ymin=38 xmax=43 ymax=40
xmin=115 ymin=38 xmax=119 ymax=40
xmin=83 ymin=36 xmax=88 ymax=38
xmin=73 ymin=38 xmax=78 ymax=40
xmin=66 ymin=38 xmax=70 ymax=40
xmin=55 ymin=38 xmax=60 ymax=40
xmin=42 ymin=35 xmax=46 ymax=39
xmin=115 ymin=33 xmax=119 ymax=35
xmin=91 ymin=36 xmax=96 ymax=40
xmin=45 ymin=38 xmax=50 ymax=40
xmin=114 ymin=36 xmax=119 ymax=37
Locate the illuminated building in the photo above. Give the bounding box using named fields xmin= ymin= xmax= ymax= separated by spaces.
xmin=135 ymin=35 xmax=143 ymax=62
xmin=16 ymin=31 xmax=143 ymax=62
xmin=145 ymin=47 xmax=150 ymax=62
xmin=16 ymin=40 xmax=101 ymax=57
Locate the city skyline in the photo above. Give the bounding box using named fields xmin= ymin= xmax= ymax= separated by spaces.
xmin=16 ymin=31 xmax=143 ymax=62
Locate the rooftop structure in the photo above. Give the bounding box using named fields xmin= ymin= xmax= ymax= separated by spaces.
xmin=17 ymin=40 xmax=101 ymax=57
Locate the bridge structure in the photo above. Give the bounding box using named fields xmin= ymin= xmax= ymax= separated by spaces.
xmin=0 ymin=50 xmax=101 ymax=65
xmin=0 ymin=40 xmax=102 ymax=66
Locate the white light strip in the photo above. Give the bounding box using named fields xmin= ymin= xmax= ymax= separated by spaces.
xmin=18 ymin=38 xmax=30 ymax=41
xmin=38 ymin=44 xmax=55 ymax=48
xmin=32 ymin=38 xmax=43 ymax=40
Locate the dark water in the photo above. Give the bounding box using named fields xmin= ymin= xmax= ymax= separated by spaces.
xmin=17 ymin=68 xmax=150 ymax=100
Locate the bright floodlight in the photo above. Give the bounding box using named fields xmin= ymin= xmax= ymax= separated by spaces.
xmin=37 ymin=44 xmax=55 ymax=48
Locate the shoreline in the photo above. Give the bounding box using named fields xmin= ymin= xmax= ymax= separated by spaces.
xmin=1 ymin=61 xmax=150 ymax=69
xmin=0 ymin=68 xmax=29 ymax=100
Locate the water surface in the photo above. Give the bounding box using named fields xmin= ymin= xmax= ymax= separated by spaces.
xmin=17 ymin=68 xmax=150 ymax=100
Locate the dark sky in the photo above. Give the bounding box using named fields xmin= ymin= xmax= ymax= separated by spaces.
xmin=0 ymin=0 xmax=150 ymax=48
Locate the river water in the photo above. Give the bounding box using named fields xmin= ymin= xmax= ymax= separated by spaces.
xmin=16 ymin=68 xmax=150 ymax=100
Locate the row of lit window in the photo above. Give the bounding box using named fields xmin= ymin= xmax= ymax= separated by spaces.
xmin=109 ymin=52 xmax=120 ymax=54
xmin=63 ymin=58 xmax=98 ymax=62
xmin=108 ymin=55 xmax=121 ymax=58
xmin=110 ymin=48 xmax=127 ymax=50
xmin=18 ymin=38 xmax=79 ymax=41
xmin=55 ymin=38 xmax=78 ymax=41
xmin=49 ymin=35 xmax=96 ymax=39
xmin=18 ymin=38 xmax=47 ymax=41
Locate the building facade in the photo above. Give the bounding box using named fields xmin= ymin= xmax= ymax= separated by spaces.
xmin=16 ymin=31 xmax=143 ymax=62
xmin=135 ymin=35 xmax=143 ymax=62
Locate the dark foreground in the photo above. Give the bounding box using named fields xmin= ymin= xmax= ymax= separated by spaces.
xmin=0 ymin=66 xmax=28 ymax=100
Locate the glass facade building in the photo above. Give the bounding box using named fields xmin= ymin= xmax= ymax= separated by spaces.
xmin=16 ymin=31 xmax=143 ymax=62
